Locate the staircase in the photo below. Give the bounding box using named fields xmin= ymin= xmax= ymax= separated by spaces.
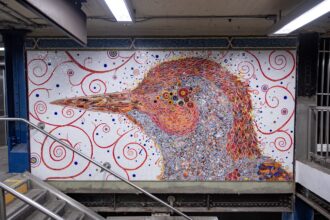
xmin=1 ymin=172 xmax=105 ymax=220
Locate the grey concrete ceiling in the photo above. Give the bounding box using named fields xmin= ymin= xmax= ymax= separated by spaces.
xmin=0 ymin=0 xmax=329 ymax=37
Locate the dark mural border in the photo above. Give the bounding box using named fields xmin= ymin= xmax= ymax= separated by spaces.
xmin=25 ymin=37 xmax=297 ymax=50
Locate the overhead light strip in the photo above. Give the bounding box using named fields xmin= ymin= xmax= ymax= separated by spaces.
xmin=105 ymin=0 xmax=132 ymax=22
xmin=0 ymin=47 xmax=4 ymax=51
xmin=274 ymin=0 xmax=330 ymax=34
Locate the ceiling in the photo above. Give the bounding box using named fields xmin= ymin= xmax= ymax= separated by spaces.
xmin=0 ymin=0 xmax=329 ymax=37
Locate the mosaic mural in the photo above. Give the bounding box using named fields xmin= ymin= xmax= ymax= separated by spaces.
xmin=27 ymin=50 xmax=296 ymax=181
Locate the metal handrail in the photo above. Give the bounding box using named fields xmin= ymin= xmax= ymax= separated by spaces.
xmin=0 ymin=182 xmax=63 ymax=220
xmin=0 ymin=117 xmax=192 ymax=220
xmin=310 ymin=106 xmax=330 ymax=111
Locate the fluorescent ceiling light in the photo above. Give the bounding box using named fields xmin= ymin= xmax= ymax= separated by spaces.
xmin=274 ymin=0 xmax=330 ymax=34
xmin=105 ymin=0 xmax=132 ymax=22
xmin=0 ymin=47 xmax=4 ymax=51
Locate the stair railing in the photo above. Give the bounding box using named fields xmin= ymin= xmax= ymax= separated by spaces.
xmin=0 ymin=117 xmax=192 ymax=220
xmin=0 ymin=182 xmax=63 ymax=220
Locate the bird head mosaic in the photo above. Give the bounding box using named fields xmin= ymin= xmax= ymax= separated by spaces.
xmin=28 ymin=51 xmax=295 ymax=181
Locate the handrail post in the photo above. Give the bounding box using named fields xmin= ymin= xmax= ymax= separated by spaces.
xmin=0 ymin=188 xmax=6 ymax=220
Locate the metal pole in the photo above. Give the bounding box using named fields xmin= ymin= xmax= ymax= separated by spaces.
xmin=0 ymin=182 xmax=63 ymax=220
xmin=0 ymin=188 xmax=6 ymax=220
xmin=315 ymin=110 xmax=319 ymax=161
xmin=0 ymin=117 xmax=192 ymax=220
xmin=326 ymin=110 xmax=329 ymax=162
xmin=308 ymin=107 xmax=312 ymax=161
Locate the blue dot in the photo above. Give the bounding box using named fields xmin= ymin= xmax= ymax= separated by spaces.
xmin=48 ymin=62 xmax=51 ymax=66
xmin=155 ymin=55 xmax=159 ymax=58
xmin=270 ymin=129 xmax=272 ymax=132
xmin=284 ymin=96 xmax=287 ymax=100
xmin=117 ymin=156 xmax=120 ymax=159
xmin=74 ymin=161 xmax=78 ymax=165
xmin=56 ymin=84 xmax=60 ymax=87
xmin=104 ymin=64 xmax=107 ymax=67
xmin=89 ymin=174 xmax=92 ymax=176
xmin=81 ymin=122 xmax=84 ymax=125
xmin=132 ymin=174 xmax=136 ymax=177
xmin=94 ymin=86 xmax=96 ymax=89
xmin=36 ymin=94 xmax=39 ymax=97
xmin=107 ymin=150 xmax=110 ymax=153
xmin=96 ymin=133 xmax=99 ymax=136
xmin=112 ymin=119 xmax=115 ymax=122
xmin=54 ymin=112 xmax=58 ymax=115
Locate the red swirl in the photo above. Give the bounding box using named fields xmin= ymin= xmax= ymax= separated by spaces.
xmin=246 ymin=50 xmax=295 ymax=82
xmin=113 ymin=142 xmax=147 ymax=171
xmin=270 ymin=130 xmax=293 ymax=152
xmin=41 ymin=125 xmax=93 ymax=180
xmin=29 ymin=58 xmax=48 ymax=78
xmin=92 ymin=124 xmax=133 ymax=149
xmin=88 ymin=79 xmax=107 ymax=94
xmin=269 ymin=51 xmax=287 ymax=70
xmin=61 ymin=106 xmax=75 ymax=118
xmin=44 ymin=139 xmax=74 ymax=170
xmin=255 ymin=86 xmax=295 ymax=135
xmin=65 ymin=51 xmax=135 ymax=73
xmin=34 ymin=101 xmax=47 ymax=114
xmin=237 ymin=61 xmax=255 ymax=80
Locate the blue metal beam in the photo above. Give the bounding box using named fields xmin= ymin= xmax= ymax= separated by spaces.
xmin=282 ymin=197 xmax=314 ymax=220
xmin=1 ymin=30 xmax=30 ymax=173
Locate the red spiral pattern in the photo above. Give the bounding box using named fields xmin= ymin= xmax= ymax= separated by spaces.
xmin=34 ymin=101 xmax=47 ymax=114
xmin=270 ymin=131 xmax=292 ymax=152
xmin=269 ymin=51 xmax=287 ymax=70
xmin=88 ymin=79 xmax=107 ymax=94
xmin=40 ymin=125 xmax=93 ymax=180
xmin=247 ymin=50 xmax=295 ymax=82
xmin=237 ymin=61 xmax=255 ymax=80
xmin=113 ymin=142 xmax=148 ymax=171
xmin=43 ymin=139 xmax=74 ymax=170
xmin=62 ymin=106 xmax=75 ymax=118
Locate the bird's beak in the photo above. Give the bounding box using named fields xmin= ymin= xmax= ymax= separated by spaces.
xmin=51 ymin=92 xmax=138 ymax=114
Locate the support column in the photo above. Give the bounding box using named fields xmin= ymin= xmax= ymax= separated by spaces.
xmin=1 ymin=30 xmax=30 ymax=172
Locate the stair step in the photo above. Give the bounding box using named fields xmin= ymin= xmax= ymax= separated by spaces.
xmin=25 ymin=199 xmax=66 ymax=220
xmin=3 ymin=175 xmax=28 ymax=205
xmin=6 ymin=188 xmax=47 ymax=220
xmin=62 ymin=210 xmax=85 ymax=220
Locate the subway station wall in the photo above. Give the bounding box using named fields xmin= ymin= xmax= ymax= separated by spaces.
xmin=27 ymin=50 xmax=296 ymax=181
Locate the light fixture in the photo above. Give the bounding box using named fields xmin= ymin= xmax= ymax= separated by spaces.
xmin=105 ymin=0 xmax=133 ymax=22
xmin=273 ymin=0 xmax=330 ymax=35
xmin=0 ymin=47 xmax=4 ymax=51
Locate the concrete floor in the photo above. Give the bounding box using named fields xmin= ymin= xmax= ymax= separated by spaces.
xmin=0 ymin=146 xmax=8 ymax=178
